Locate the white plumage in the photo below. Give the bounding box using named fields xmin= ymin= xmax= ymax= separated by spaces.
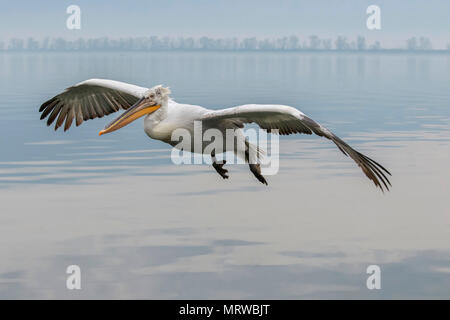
xmin=39 ymin=78 xmax=391 ymax=190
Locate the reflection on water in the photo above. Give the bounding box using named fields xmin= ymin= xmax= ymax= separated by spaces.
xmin=0 ymin=52 xmax=449 ymax=298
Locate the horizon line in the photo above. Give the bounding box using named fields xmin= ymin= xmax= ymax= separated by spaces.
xmin=1 ymin=35 xmax=449 ymax=52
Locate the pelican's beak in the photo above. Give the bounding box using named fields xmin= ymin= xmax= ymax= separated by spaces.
xmin=99 ymin=97 xmax=161 ymax=136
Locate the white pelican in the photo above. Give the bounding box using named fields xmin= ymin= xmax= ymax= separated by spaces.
xmin=39 ymin=79 xmax=391 ymax=190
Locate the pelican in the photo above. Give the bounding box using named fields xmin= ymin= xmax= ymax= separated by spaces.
xmin=39 ymin=79 xmax=391 ymax=190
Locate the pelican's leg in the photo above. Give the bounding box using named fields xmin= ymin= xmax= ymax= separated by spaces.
xmin=245 ymin=145 xmax=268 ymax=186
xmin=211 ymin=151 xmax=229 ymax=179
xmin=249 ymin=163 xmax=267 ymax=185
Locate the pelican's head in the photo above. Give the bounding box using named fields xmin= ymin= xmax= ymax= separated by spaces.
xmin=99 ymin=85 xmax=170 ymax=136
xmin=145 ymin=85 xmax=171 ymax=105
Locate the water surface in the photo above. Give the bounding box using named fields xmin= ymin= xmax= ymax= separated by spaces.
xmin=0 ymin=52 xmax=449 ymax=298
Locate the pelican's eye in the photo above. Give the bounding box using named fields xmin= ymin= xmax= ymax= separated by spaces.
xmin=149 ymin=94 xmax=155 ymax=99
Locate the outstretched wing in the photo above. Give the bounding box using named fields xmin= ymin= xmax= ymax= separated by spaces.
xmin=39 ymin=79 xmax=148 ymax=131
xmin=202 ymin=104 xmax=392 ymax=191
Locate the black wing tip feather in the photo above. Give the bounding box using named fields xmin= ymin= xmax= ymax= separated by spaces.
xmin=358 ymin=152 xmax=392 ymax=192
xmin=39 ymin=97 xmax=56 ymax=112
xmin=358 ymin=151 xmax=392 ymax=177
xmin=330 ymin=136 xmax=392 ymax=192
xmin=39 ymin=97 xmax=68 ymax=132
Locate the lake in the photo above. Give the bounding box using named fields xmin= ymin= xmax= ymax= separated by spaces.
xmin=0 ymin=51 xmax=449 ymax=298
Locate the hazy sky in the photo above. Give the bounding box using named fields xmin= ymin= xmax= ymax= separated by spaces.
xmin=1 ymin=0 xmax=449 ymax=48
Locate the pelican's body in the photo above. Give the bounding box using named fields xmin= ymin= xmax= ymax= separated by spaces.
xmin=39 ymin=79 xmax=391 ymax=190
xmin=144 ymin=100 xmax=208 ymax=146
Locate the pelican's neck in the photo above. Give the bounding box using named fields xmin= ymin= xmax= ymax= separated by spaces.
xmin=146 ymin=98 xmax=169 ymax=122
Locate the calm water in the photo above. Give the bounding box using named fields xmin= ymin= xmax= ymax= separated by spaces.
xmin=0 ymin=52 xmax=449 ymax=299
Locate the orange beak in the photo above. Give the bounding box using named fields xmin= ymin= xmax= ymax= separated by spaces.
xmin=99 ymin=97 xmax=161 ymax=136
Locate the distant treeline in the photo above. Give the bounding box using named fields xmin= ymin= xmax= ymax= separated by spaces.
xmin=1 ymin=35 xmax=448 ymax=52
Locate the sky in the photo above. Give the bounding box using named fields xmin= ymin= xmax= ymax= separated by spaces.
xmin=0 ymin=0 xmax=449 ymax=48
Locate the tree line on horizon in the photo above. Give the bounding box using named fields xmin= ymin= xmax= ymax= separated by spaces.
xmin=0 ymin=35 xmax=447 ymax=52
